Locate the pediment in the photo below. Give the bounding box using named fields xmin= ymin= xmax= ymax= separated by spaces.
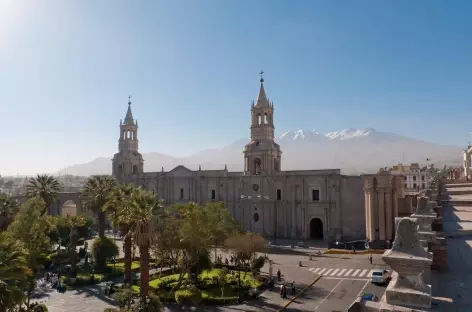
xmin=167 ymin=165 xmax=194 ymax=177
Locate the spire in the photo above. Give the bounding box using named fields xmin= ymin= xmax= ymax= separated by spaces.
xmin=123 ymin=95 xmax=135 ymax=126
xmin=255 ymin=71 xmax=269 ymax=107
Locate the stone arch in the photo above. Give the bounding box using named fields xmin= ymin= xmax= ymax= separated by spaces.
xmin=57 ymin=192 xmax=83 ymax=216
xmin=309 ymin=217 xmax=324 ymax=240
xmin=132 ymin=164 xmax=138 ymax=175
xmin=61 ymin=200 xmax=78 ymax=217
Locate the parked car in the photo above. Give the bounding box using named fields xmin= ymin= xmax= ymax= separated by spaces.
xmin=360 ymin=292 xmax=379 ymax=302
xmin=371 ymin=269 xmax=390 ymax=285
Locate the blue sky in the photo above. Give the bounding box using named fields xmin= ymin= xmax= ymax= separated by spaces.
xmin=0 ymin=0 xmax=471 ymax=175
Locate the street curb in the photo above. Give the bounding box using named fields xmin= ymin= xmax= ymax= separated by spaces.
xmin=277 ymin=275 xmax=322 ymax=312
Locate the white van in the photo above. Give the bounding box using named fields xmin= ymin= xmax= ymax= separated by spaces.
xmin=371 ymin=269 xmax=390 ymax=285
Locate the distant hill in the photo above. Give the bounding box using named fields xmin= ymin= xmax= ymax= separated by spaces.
xmin=57 ymin=128 xmax=462 ymax=176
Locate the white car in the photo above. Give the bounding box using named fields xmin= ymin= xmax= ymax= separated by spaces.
xmin=371 ymin=269 xmax=390 ymax=285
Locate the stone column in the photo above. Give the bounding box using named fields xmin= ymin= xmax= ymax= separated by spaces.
xmin=385 ymin=190 xmax=393 ymax=241
xmin=383 ymin=217 xmax=433 ymax=310
xmin=364 ymin=189 xmax=372 ymax=241
xmin=378 ymin=189 xmax=386 ymax=241
xmin=368 ymin=190 xmax=375 ymax=240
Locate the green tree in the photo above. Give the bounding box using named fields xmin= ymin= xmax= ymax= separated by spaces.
xmin=7 ymin=198 xmax=54 ymax=307
xmin=81 ymin=175 xmax=117 ymax=238
xmin=25 ymin=174 xmax=60 ymax=215
xmin=0 ymin=232 xmax=31 ymax=311
xmin=91 ymin=236 xmax=119 ymax=270
xmin=225 ymin=232 xmax=266 ymax=281
xmin=154 ymin=202 xmax=236 ymax=291
xmin=116 ymin=188 xmax=161 ymax=297
xmin=218 ymin=267 xmax=229 ymax=297
xmin=105 ymin=184 xmax=137 ymax=284
xmin=57 ymin=215 xmax=89 ymax=276
xmin=205 ymin=202 xmax=241 ymax=260
xmin=0 ymin=194 xmax=20 ymax=231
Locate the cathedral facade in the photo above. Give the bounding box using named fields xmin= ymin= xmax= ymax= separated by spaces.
xmin=112 ymin=78 xmax=366 ymax=243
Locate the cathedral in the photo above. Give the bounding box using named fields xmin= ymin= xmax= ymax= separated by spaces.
xmin=112 ymin=76 xmax=366 ymax=243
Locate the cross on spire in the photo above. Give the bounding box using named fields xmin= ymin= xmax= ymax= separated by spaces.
xmin=128 ymin=95 xmax=132 ymax=105
xmin=259 ymin=70 xmax=264 ymax=83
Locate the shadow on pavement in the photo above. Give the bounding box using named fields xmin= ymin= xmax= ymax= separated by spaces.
xmin=74 ymin=285 xmax=117 ymax=306
xmin=432 ymin=189 xmax=472 ymax=310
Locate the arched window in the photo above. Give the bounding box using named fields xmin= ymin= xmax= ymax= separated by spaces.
xmin=118 ymin=165 xmax=123 ymax=174
xmin=257 ymin=114 xmax=262 ymax=125
xmin=254 ymin=158 xmax=262 ymax=174
xmin=132 ymin=165 xmax=138 ymax=175
xmin=264 ymin=113 xmax=268 ymax=124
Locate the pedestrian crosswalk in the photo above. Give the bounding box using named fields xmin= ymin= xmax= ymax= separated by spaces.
xmin=308 ymin=267 xmax=376 ymax=279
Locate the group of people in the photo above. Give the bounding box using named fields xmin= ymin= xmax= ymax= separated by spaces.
xmin=276 ymin=269 xmax=296 ymax=299
xmin=44 ymin=272 xmax=65 ymax=293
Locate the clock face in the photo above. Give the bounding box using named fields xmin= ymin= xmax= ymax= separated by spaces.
xmin=253 ymin=184 xmax=259 ymax=192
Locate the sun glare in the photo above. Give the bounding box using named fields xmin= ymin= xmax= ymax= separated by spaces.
xmin=0 ymin=0 xmax=31 ymax=48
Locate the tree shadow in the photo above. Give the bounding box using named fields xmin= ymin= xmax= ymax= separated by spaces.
xmin=73 ymin=284 xmax=118 ymax=306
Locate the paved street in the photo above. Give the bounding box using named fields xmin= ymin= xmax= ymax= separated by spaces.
xmin=284 ymin=277 xmax=386 ymax=312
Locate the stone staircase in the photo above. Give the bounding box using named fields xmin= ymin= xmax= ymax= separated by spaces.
xmin=444 ymin=182 xmax=472 ymax=206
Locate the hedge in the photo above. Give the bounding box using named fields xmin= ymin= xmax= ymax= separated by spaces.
xmin=213 ymin=263 xmax=252 ymax=272
xmin=175 ymin=288 xmax=203 ymax=306
xmin=61 ymin=270 xmax=122 ymax=287
xmin=32 ymin=304 xmax=48 ymax=312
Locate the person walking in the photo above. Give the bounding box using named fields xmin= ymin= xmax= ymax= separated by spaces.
xmin=368 ymin=254 xmax=373 ymax=265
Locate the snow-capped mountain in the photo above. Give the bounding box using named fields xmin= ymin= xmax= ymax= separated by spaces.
xmin=278 ymin=128 xmax=401 ymax=142
xmin=57 ymin=128 xmax=462 ymax=176
xmin=325 ymin=128 xmax=378 ymax=140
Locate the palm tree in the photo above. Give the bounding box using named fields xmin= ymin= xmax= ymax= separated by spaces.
xmin=117 ymin=188 xmax=161 ymax=297
xmin=104 ymin=184 xmax=137 ymax=284
xmin=0 ymin=232 xmax=31 ymax=311
xmin=25 ymin=174 xmax=60 ymax=215
xmin=81 ymin=175 xmax=117 ymax=238
xmin=60 ymin=215 xmax=87 ymax=277
xmin=0 ymin=194 xmax=20 ymax=231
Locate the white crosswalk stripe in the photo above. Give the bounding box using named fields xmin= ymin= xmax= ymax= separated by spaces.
xmin=308 ymin=267 xmax=382 ymax=279
xmin=337 ymin=268 xmax=347 ymax=276
xmin=330 ymin=269 xmax=340 ymax=276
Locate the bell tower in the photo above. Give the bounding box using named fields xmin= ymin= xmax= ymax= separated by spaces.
xmin=112 ymin=96 xmax=144 ymax=182
xmin=243 ymin=72 xmax=282 ymax=176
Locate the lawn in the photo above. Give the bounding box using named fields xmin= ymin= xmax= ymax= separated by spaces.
xmin=106 ymin=261 xmax=140 ymax=270
xmin=133 ymin=268 xmax=262 ymax=301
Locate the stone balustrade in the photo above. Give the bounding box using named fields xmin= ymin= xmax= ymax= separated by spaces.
xmin=382 ymin=217 xmax=433 ymax=310
xmin=410 ymin=197 xmax=436 ymax=249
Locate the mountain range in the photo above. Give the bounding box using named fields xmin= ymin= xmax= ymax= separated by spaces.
xmin=58 ymin=128 xmax=463 ymax=176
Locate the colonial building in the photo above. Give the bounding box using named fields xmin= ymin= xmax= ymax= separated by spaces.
xmin=112 ymin=77 xmax=367 ymax=243
xmin=390 ymin=163 xmax=433 ymax=190
xmin=463 ymin=144 xmax=472 ymax=179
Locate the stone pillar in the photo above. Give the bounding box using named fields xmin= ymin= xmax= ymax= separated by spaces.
xmin=365 ymin=189 xmax=372 ymax=241
xmin=430 ymin=237 xmax=448 ymax=271
xmin=378 ymin=190 xmax=386 ymax=240
xmin=411 ymin=197 xmax=436 ymax=249
xmin=385 ymin=190 xmax=393 ymax=241
xmin=383 ymin=217 xmax=433 ymax=310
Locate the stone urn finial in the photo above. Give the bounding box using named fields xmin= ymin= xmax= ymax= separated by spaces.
xmin=383 ymin=217 xmax=432 ymax=292
xmin=414 ymin=197 xmax=436 ymax=216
